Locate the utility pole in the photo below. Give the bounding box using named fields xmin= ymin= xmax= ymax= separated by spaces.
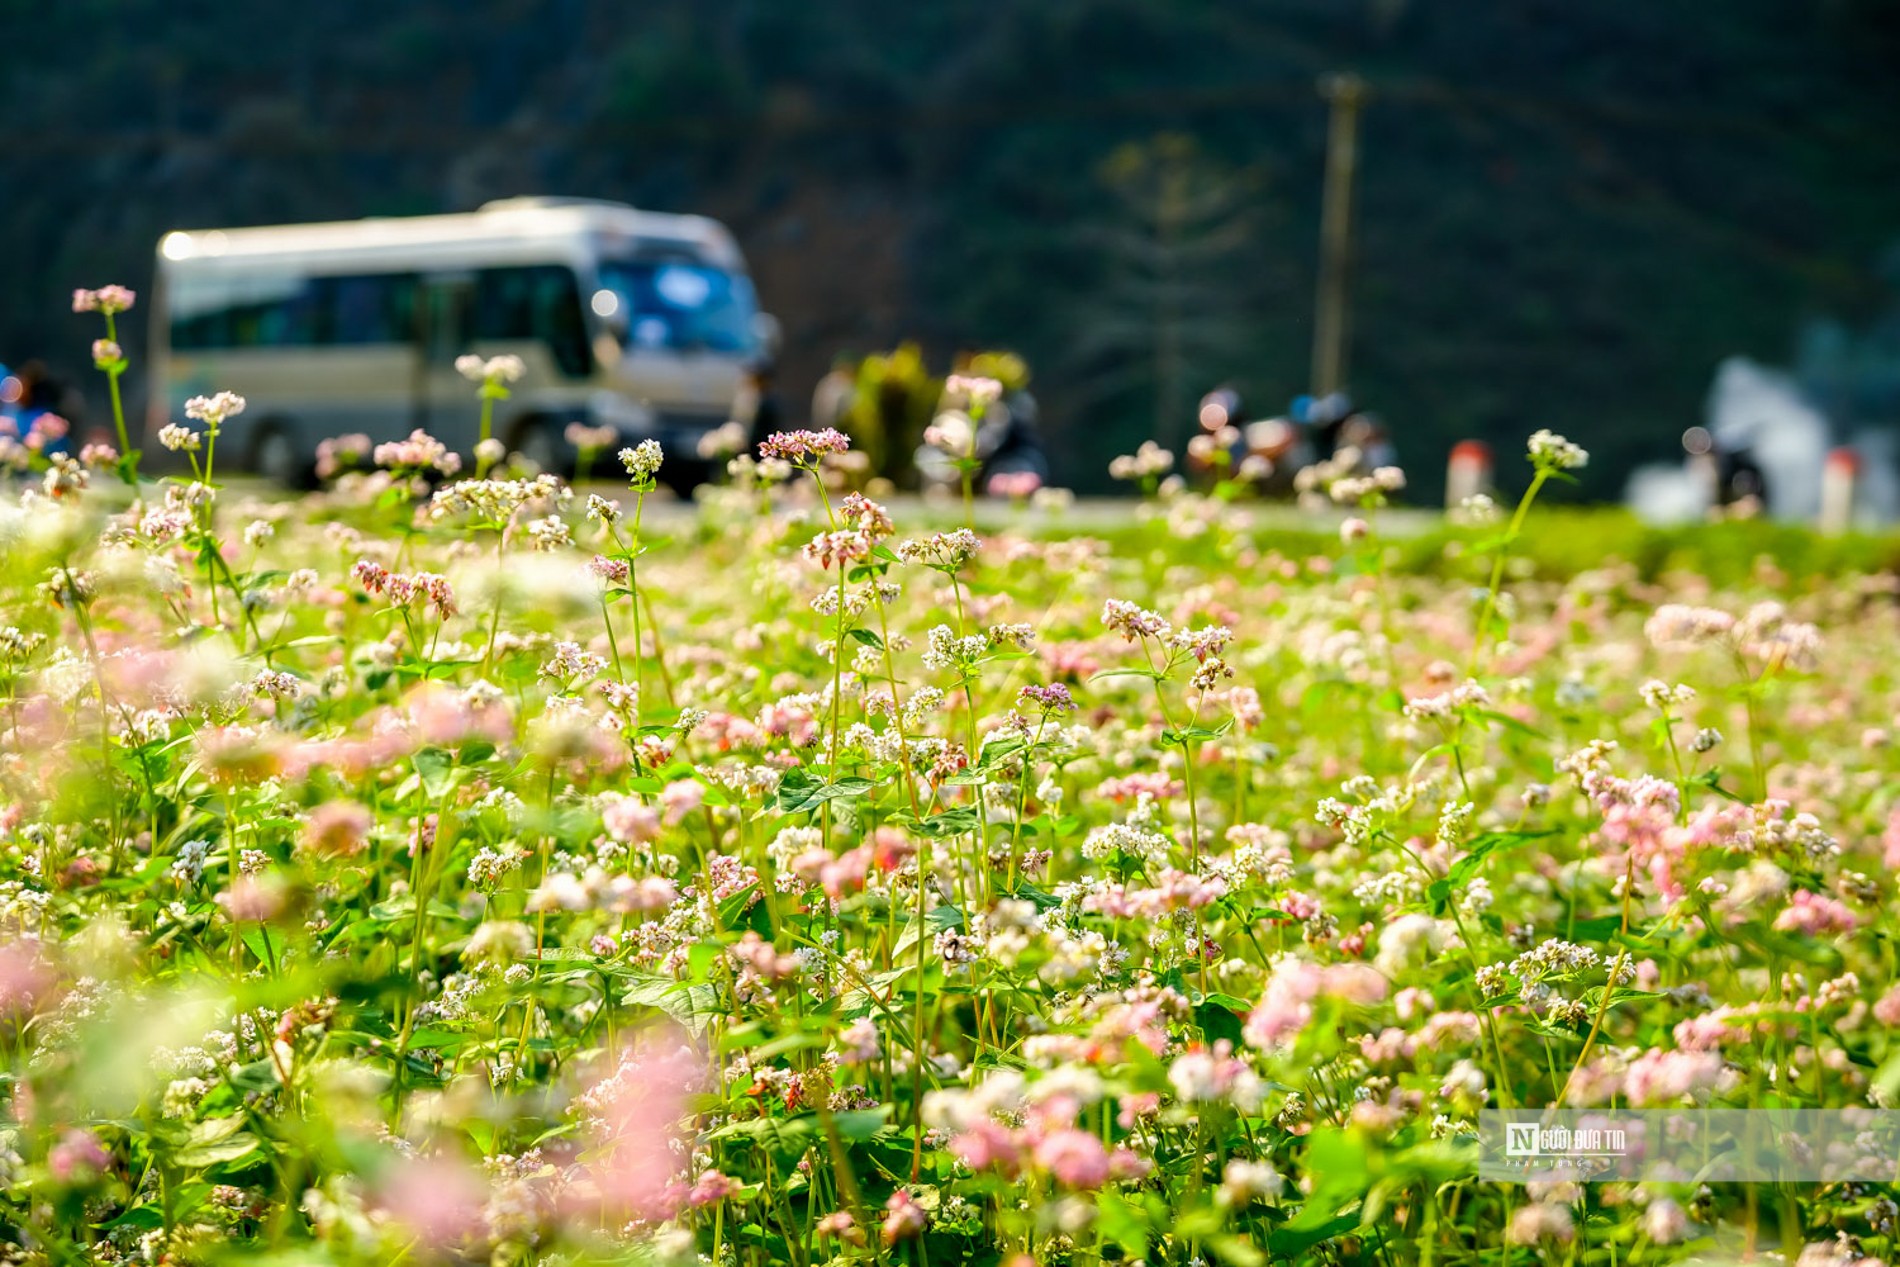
xmin=1311 ymin=72 xmax=1367 ymax=399
xmin=1154 ymin=150 xmax=1187 ymax=447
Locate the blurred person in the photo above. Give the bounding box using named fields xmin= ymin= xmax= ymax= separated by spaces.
xmin=1717 ymin=439 xmax=1768 ymax=507
xmin=810 ymin=352 xmax=857 ymax=432
xmin=8 ymin=360 xmax=77 ymax=454
xmin=1187 ymin=385 xmax=1246 ymax=480
xmin=914 ymin=380 xmax=1049 ymax=494
xmin=0 ymin=362 xmax=19 ymax=430
xmin=1241 ymin=414 xmax=1308 ymax=496
xmin=1338 ymin=412 xmax=1397 ymax=473
xmin=741 ymin=360 xmax=786 ymax=453
xmin=1198 ymin=385 xmax=1243 ymax=434
xmin=1300 ymin=391 xmax=1355 ymax=459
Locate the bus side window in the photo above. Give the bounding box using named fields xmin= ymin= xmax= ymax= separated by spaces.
xmin=170 ymin=274 xmax=231 ymax=351
xmin=312 ymin=274 xmax=419 ymax=346
xmin=473 ymin=265 xmax=592 ymax=379
xmin=172 ymin=273 xmax=309 ymax=349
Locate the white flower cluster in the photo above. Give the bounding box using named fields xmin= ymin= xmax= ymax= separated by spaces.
xmin=1108 ymin=440 xmax=1175 ymax=482
xmin=1506 ymin=938 xmax=1601 ymax=983
xmin=1526 ymin=429 xmax=1588 ymax=471
xmin=184 ymin=391 xmax=247 ymax=428
xmin=429 ymin=474 xmax=571 ymax=523
xmin=1327 ymin=465 xmax=1406 ymax=505
xmin=1645 ymin=601 xmax=1823 ymax=673
xmin=921 ymin=624 xmax=989 ymax=671
xmin=456 ymin=354 xmax=526 ymax=387
xmin=1402 ymin=679 xmax=1490 ymax=722
xmin=619 ymin=439 xmax=665 ymax=482
xmin=158 ymin=424 xmax=201 ymax=452
xmin=1081 ymin=820 xmax=1173 ymax=868
xmin=1638 ymin=680 xmax=1696 ymax=710
xmin=1292 ymin=446 xmax=1405 ymax=505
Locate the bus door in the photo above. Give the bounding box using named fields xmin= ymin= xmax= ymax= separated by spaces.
xmin=416 ymin=271 xmax=482 ymax=452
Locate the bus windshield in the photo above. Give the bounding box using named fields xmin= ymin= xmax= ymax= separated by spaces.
xmin=596 ymin=258 xmax=758 ymax=356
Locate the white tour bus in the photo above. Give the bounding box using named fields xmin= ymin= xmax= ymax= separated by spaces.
xmin=150 ymin=197 xmax=776 ymax=485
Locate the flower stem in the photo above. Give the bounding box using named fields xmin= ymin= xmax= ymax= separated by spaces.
xmin=1469 ymin=468 xmax=1549 ymax=674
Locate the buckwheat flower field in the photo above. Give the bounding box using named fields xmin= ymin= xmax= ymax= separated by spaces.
xmin=5 ymin=335 xmax=1900 ymax=1266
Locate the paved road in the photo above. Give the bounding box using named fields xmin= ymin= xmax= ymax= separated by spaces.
xmin=213 ymin=476 xmax=1445 ymax=536
xmin=590 ymin=486 xmax=1444 ymax=536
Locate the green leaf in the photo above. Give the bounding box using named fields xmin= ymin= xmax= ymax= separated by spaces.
xmin=173 ymin=1133 xmax=262 ymax=1169
xmin=709 ymin=1114 xmax=820 ymax=1165
xmin=1268 ymin=1208 xmax=1362 ymax=1257
xmin=846 ymin=628 xmax=884 ymax=650
xmin=1209 ymin=1234 xmax=1266 ymax=1267
xmin=183 ymin=1115 xmax=247 ymax=1148
xmin=1429 ymin=830 xmax=1558 ymax=914
xmin=1289 ymin=1128 xmax=1371 ymax=1224
xmin=1732 ymin=922 xmax=1844 ymax=970
xmin=716 ymin=886 xmax=771 ymax=936
xmin=976 ymin=735 xmax=1027 ymax=767
xmin=1474 ymin=708 xmax=1546 ymax=739
xmin=407 ymin=1027 xmax=471 ymax=1053
xmin=775 ymin=771 xmax=874 ymax=814
xmin=1688 ymin=768 xmax=1748 ymax=803
xmin=1563 ymin=914 xmax=1627 ymax=942
xmin=226 ymin=1059 xmax=281 ymax=1093
xmin=1194 ymin=994 xmax=1247 ymax=1048
xmin=830 ymin=1106 xmax=893 ymax=1141
xmin=414 ymin=747 xmax=456 ymax=799
xmin=238 ymin=926 xmax=278 ymax=965
xmin=893 ymin=903 xmax=964 ymax=960
xmin=98 ymin=1205 xmax=167 ymax=1233
xmin=1001 ymin=881 xmax=1062 ymax=910
xmin=622 ymin=975 xmax=722 ymax=1035
xmin=1094 ymin=1192 xmax=1152 ymax=1260
xmin=1119 ymin=1034 xmax=1173 ymax=1094
xmin=902 ymin=807 xmax=981 ymax=837
xmin=1086 ymin=667 xmax=1166 ymax=684
xmin=1161 ymin=721 xmax=1233 ymax=747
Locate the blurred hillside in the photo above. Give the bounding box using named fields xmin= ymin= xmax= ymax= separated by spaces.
xmin=6 ymin=0 xmax=1900 ymax=496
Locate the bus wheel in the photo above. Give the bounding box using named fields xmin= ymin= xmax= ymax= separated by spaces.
xmin=254 ymin=425 xmax=315 ymax=490
xmin=510 ymin=419 xmax=565 ymax=476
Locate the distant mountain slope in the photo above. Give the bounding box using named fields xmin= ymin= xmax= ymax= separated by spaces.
xmin=5 ymin=0 xmax=1898 ymax=495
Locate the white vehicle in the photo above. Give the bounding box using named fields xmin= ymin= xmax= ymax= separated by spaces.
xmin=150 ymin=197 xmax=777 ymax=485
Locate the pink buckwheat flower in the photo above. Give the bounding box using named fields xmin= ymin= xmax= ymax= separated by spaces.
xmin=301 ymin=800 xmax=373 ymax=857
xmin=375 ymin=1155 xmax=489 ymax=1247
xmin=659 ymin=778 xmax=705 ymax=825
xmin=1034 ymin=1128 xmax=1111 ymax=1189
xmin=1873 ymin=986 xmax=1900 ymax=1028
xmin=1773 ymin=890 xmax=1857 ymax=937
xmin=1622 ymin=1048 xmax=1730 ymax=1106
xmin=688 ymin=1169 xmax=736 ymax=1207
xmin=882 ymin=1190 xmax=927 ymax=1244
xmin=48 ymin=1130 xmax=110 ymax=1183
xmin=0 ymin=939 xmax=52 ymax=1016
xmin=73 ymin=285 xmax=136 ymax=315
xmin=758 ymin=428 xmax=851 ymax=464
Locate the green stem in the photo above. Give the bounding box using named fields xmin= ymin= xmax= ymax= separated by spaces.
xmin=103 ymin=312 xmax=136 ymax=485
xmin=1468 ymin=468 xmax=1549 ymax=674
